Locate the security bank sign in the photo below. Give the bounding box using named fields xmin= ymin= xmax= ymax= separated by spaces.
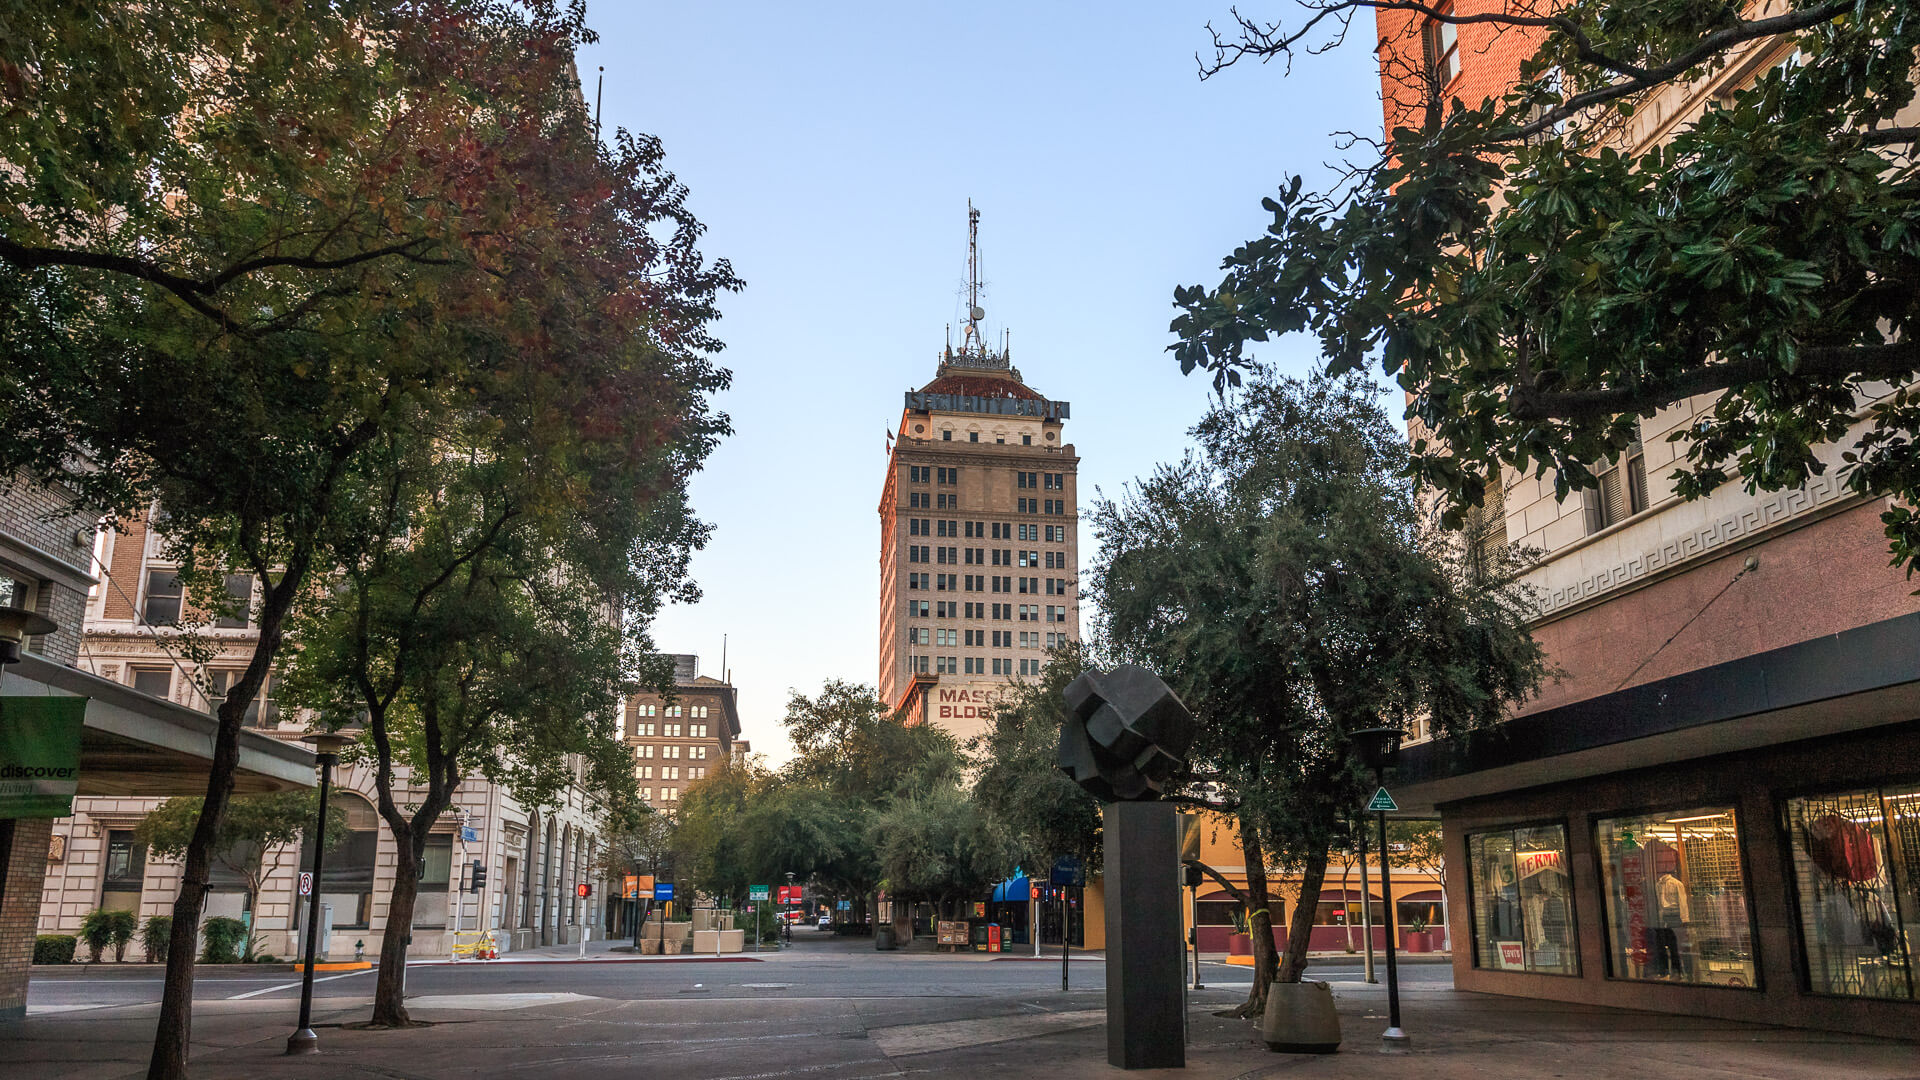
xmin=0 ymin=697 xmax=85 ymax=818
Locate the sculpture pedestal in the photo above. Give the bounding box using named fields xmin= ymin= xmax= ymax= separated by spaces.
xmin=1103 ymin=800 xmax=1185 ymax=1070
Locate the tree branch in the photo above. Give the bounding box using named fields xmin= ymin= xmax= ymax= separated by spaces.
xmin=1508 ymin=340 xmax=1920 ymax=422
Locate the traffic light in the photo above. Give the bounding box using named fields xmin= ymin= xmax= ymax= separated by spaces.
xmin=470 ymin=860 xmax=487 ymax=893
xmin=576 ymin=883 xmax=592 ymax=898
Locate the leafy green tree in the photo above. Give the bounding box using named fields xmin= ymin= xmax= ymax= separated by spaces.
xmin=1090 ymin=370 xmax=1546 ymax=1016
xmin=869 ymin=784 xmax=1010 ymax=918
xmin=968 ymin=644 xmax=1103 ymax=878
xmin=672 ymin=757 xmax=770 ymax=910
xmin=135 ymin=793 xmax=347 ymax=960
xmin=1 ymin=3 xmax=736 ymax=1069
xmin=1173 ymin=1 xmax=1920 ymax=567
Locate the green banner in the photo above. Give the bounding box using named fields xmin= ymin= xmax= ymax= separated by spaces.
xmin=0 ymin=696 xmax=85 ymax=818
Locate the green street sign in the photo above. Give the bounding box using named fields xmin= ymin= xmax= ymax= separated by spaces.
xmin=1366 ymin=787 xmax=1397 ymax=813
xmin=749 ymin=884 xmax=770 ymax=901
xmin=0 ymin=697 xmax=84 ymax=818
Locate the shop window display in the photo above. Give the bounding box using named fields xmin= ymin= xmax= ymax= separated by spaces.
xmin=1468 ymin=825 xmax=1577 ymax=974
xmin=1784 ymin=785 xmax=1920 ymax=999
xmin=1596 ymin=808 xmax=1755 ymax=987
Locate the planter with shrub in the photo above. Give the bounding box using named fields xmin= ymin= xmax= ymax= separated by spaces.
xmin=142 ymin=915 xmax=172 ymax=963
xmin=34 ymin=935 xmax=77 ymax=964
xmin=201 ymin=916 xmax=247 ymax=964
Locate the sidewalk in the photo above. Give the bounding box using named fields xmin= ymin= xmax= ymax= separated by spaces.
xmin=4 ymin=972 xmax=1910 ymax=1079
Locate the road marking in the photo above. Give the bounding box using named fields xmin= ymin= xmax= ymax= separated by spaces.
xmin=867 ymin=1009 xmax=1105 ymax=1057
xmin=407 ymin=992 xmax=597 ymax=1011
xmin=227 ymin=968 xmax=373 ymax=1000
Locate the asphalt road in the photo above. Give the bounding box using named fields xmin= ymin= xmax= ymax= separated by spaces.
xmin=28 ymin=932 xmax=1453 ymax=1011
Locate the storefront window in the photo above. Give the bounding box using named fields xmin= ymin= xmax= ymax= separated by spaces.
xmin=1468 ymin=825 xmax=1577 ymax=974
xmin=1596 ymin=807 xmax=1755 ymax=987
xmin=1784 ymin=785 xmax=1919 ymax=999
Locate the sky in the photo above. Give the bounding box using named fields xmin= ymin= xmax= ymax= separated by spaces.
xmin=574 ymin=2 xmax=1388 ymax=765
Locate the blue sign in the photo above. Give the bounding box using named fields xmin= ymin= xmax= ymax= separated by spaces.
xmin=653 ymin=882 xmax=675 ymax=902
xmin=1050 ymin=856 xmax=1085 ymax=888
xmin=460 ymin=826 xmax=478 ymax=843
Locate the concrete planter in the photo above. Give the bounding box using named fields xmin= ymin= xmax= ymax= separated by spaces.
xmin=1261 ymin=980 xmax=1342 ymax=1054
xmin=1403 ymin=930 xmax=1432 ymax=953
xmin=691 ymin=929 xmax=745 ymax=954
xmin=1228 ymin=933 xmax=1252 ymax=956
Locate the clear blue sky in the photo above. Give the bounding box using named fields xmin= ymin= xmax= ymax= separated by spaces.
xmin=575 ymin=2 xmax=1386 ymax=764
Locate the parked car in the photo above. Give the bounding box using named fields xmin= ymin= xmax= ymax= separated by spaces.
xmin=817 ymin=913 xmax=831 ymax=928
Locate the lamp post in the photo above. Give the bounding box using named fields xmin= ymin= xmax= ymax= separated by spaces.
xmin=784 ymin=871 xmax=795 ymax=944
xmin=287 ymin=729 xmax=355 ymax=1056
xmin=1350 ymin=725 xmax=1409 ymax=1053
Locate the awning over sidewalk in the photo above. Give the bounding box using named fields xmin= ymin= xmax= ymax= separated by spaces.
xmin=989 ymin=874 xmax=1030 ymax=903
xmin=3 ymin=653 xmax=313 ymax=795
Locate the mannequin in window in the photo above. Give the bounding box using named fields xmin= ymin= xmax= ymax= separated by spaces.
xmin=1653 ymin=869 xmax=1689 ymax=978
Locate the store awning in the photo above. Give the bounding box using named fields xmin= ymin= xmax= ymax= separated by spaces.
xmin=1399 ymin=889 xmax=1444 ymax=902
xmin=990 ymin=874 xmax=1030 ymax=903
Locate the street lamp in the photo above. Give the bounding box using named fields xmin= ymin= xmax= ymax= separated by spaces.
xmin=287 ymin=728 xmax=356 ymax=1056
xmin=0 ymin=605 xmax=56 ymax=667
xmin=784 ymin=871 xmax=796 ymax=943
xmin=1350 ymin=725 xmax=1409 ymax=1053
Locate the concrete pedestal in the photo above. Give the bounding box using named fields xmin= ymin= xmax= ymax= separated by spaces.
xmin=1103 ymin=800 xmax=1185 ymax=1070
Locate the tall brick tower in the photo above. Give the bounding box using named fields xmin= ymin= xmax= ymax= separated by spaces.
xmin=877 ymin=204 xmax=1080 ymax=741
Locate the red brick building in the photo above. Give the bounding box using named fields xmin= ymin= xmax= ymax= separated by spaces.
xmin=1375 ymin=3 xmax=1920 ymax=1036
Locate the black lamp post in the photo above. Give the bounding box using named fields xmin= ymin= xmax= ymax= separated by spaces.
xmin=287 ymin=729 xmax=355 ymax=1056
xmin=1350 ymin=725 xmax=1410 ymax=1053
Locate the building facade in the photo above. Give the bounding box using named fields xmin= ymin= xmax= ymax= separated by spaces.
xmin=39 ymin=512 xmax=615 ymax=960
xmin=1374 ymin=4 xmax=1920 ymax=1034
xmin=1 ymin=476 xmax=309 ymax=1016
xmin=878 ymin=215 xmax=1081 ymax=741
xmin=622 ymin=654 xmax=741 ymax=810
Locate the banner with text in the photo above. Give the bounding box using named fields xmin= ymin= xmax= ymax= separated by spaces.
xmin=0 ymin=696 xmax=85 ymax=818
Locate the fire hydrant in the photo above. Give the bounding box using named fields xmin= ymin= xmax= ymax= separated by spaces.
xmin=354 ymin=940 xmax=365 ymax=962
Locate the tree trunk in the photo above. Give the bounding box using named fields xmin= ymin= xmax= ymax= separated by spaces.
xmin=1340 ymin=852 xmax=1356 ymax=953
xmin=1238 ymin=821 xmax=1281 ymax=1018
xmin=1277 ymin=849 xmax=1331 ymax=984
xmin=146 ymin=695 xmax=246 ymax=1080
xmin=371 ymin=837 xmax=419 ymax=1027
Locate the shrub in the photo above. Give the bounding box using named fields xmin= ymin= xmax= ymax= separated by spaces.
xmin=78 ymin=909 xmax=115 ymax=962
xmin=142 ymin=915 xmax=173 ymax=963
xmin=106 ymin=909 xmax=137 ymax=962
xmin=201 ymin=916 xmax=247 ymax=964
xmin=252 ymin=953 xmax=277 ymax=963
xmin=33 ymin=935 xmax=77 ymax=964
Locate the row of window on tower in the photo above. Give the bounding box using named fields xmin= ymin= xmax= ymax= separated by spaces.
xmin=905 ymin=600 xmax=1070 ymax=621
xmin=630 ymin=722 xmax=710 ymax=738
xmin=907 ymin=466 xmax=960 ymax=485
xmin=907 ymin=656 xmax=1046 ymax=676
xmin=632 ymin=744 xmax=709 ymax=759
xmin=908 ymin=519 xmax=1070 ymax=542
xmin=632 ymin=765 xmax=705 ymax=781
xmin=907 ymin=628 xmax=1071 ymax=648
xmin=906 ymin=573 xmax=1074 ymax=593
xmin=632 ymin=703 xmax=710 ymax=718
xmin=1015 ymin=472 xmax=1066 ymax=490
xmin=906 ymin=492 xmax=963 ymax=509
xmin=904 ymin=546 xmax=1071 ymax=570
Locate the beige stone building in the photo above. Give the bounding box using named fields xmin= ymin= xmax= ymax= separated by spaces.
xmin=40 ymin=513 xmax=616 ymax=958
xmin=877 ymin=238 xmax=1081 ymax=742
xmin=622 ymin=654 xmax=740 ymax=809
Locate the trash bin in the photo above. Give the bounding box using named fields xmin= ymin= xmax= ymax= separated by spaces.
xmin=875 ymin=926 xmax=896 ymax=951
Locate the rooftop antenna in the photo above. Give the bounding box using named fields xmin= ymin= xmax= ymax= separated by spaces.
xmin=964 ymin=200 xmax=985 ymax=350
xmin=720 ymin=634 xmax=727 ymax=686
xmin=593 ymin=66 xmax=604 ymax=141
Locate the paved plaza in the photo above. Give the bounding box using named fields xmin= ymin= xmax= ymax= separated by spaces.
xmin=3 ymin=930 xmax=1912 ymax=1079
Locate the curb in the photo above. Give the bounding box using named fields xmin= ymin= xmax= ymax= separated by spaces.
xmin=409 ymin=955 xmax=765 ymax=967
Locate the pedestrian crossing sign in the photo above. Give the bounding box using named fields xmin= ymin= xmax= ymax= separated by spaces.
xmin=1367 ymin=787 xmax=1397 ymax=812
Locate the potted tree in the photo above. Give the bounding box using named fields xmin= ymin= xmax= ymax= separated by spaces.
xmin=1228 ymin=907 xmax=1252 ymax=959
xmin=1403 ymin=917 xmax=1431 ymax=953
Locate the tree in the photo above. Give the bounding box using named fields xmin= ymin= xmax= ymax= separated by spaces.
xmin=869 ymin=784 xmax=1010 ymax=918
xmin=969 ymin=645 xmax=1104 ymax=879
xmin=1 ymin=4 xmax=736 ymax=1071
xmin=135 ymin=793 xmax=347 ymax=959
xmin=1090 ymin=370 xmax=1546 ymax=1016
xmin=1171 ymin=2 xmax=1920 ymax=566
xmin=672 ymin=757 xmax=770 ymax=911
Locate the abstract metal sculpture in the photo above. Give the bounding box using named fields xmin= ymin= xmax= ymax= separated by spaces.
xmin=1057 ymin=665 xmax=1195 ymax=801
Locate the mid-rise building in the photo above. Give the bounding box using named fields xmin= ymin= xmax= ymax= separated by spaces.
xmin=877 ymin=206 xmax=1081 ymax=740
xmin=623 ymin=654 xmax=740 ymax=809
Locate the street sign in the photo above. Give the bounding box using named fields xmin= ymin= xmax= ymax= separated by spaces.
xmin=461 ymin=825 xmax=478 ymax=843
xmin=837 ymin=900 xmax=851 ymax=910
xmin=654 ymin=882 xmax=675 ymax=902
xmin=1367 ymin=786 xmax=1398 ymax=813
xmin=298 ymin=872 xmax=313 ymax=897
xmin=1050 ymin=855 xmax=1085 ymax=887
xmin=749 ymin=884 xmax=770 ymax=901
